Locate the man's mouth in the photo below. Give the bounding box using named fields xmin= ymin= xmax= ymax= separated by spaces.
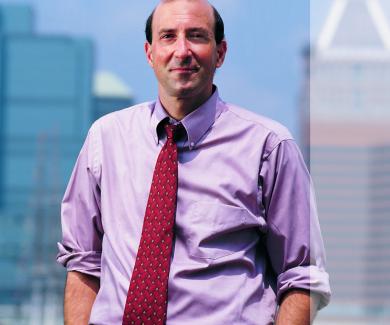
xmin=170 ymin=67 xmax=199 ymax=73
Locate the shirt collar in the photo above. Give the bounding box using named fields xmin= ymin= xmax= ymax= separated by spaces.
xmin=151 ymin=86 xmax=222 ymax=149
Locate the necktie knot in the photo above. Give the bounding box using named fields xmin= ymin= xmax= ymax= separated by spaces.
xmin=165 ymin=123 xmax=182 ymax=142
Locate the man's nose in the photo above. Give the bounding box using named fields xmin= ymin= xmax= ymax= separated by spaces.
xmin=174 ymin=36 xmax=191 ymax=59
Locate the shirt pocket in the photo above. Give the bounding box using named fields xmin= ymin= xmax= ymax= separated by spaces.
xmin=184 ymin=201 xmax=259 ymax=260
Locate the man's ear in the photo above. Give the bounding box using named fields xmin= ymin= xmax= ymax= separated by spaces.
xmin=145 ymin=41 xmax=154 ymax=68
xmin=216 ymin=39 xmax=227 ymax=68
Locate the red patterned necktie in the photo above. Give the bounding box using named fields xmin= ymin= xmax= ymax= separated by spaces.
xmin=122 ymin=123 xmax=181 ymax=325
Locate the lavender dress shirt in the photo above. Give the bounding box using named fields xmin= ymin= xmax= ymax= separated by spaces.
xmin=57 ymin=88 xmax=331 ymax=324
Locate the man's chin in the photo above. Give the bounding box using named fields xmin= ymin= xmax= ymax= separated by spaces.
xmin=170 ymin=85 xmax=198 ymax=98
xmin=164 ymin=80 xmax=211 ymax=99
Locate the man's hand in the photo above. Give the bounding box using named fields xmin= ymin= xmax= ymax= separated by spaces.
xmin=275 ymin=289 xmax=320 ymax=325
xmin=64 ymin=271 xmax=100 ymax=325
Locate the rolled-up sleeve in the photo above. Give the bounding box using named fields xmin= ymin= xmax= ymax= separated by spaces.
xmin=56 ymin=122 xmax=103 ymax=278
xmin=260 ymin=138 xmax=331 ymax=309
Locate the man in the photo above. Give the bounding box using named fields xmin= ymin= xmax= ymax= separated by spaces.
xmin=57 ymin=0 xmax=331 ymax=324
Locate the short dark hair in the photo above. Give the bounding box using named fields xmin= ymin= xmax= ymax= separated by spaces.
xmin=145 ymin=5 xmax=225 ymax=45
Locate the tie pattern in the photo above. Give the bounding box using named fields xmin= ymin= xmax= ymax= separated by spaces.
xmin=122 ymin=123 xmax=180 ymax=325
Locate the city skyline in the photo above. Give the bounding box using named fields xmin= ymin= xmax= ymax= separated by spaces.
xmin=2 ymin=1 xmax=389 ymax=138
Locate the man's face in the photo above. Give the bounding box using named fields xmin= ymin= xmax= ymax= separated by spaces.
xmin=145 ymin=0 xmax=227 ymax=100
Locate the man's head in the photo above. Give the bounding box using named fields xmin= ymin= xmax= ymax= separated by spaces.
xmin=145 ymin=1 xmax=225 ymax=45
xmin=144 ymin=0 xmax=227 ymax=102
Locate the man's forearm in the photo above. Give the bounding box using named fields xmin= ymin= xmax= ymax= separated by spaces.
xmin=64 ymin=271 xmax=100 ymax=325
xmin=275 ymin=289 xmax=319 ymax=325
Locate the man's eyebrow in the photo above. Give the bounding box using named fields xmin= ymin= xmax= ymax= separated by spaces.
xmin=158 ymin=27 xmax=210 ymax=34
xmin=158 ymin=28 xmax=176 ymax=34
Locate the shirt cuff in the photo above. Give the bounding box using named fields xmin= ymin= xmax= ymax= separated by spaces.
xmin=276 ymin=265 xmax=331 ymax=310
xmin=56 ymin=242 xmax=102 ymax=278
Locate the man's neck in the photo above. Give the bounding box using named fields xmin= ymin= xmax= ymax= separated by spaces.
xmin=159 ymin=87 xmax=213 ymax=121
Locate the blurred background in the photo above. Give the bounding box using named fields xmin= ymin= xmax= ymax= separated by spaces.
xmin=0 ymin=0 xmax=388 ymax=324
xmin=309 ymin=0 xmax=390 ymax=324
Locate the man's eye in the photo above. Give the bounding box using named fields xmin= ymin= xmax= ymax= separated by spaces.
xmin=189 ymin=33 xmax=210 ymax=42
xmin=190 ymin=33 xmax=205 ymax=39
xmin=161 ymin=34 xmax=175 ymax=39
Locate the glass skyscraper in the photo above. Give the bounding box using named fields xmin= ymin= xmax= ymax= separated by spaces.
xmin=0 ymin=4 xmax=132 ymax=323
xmin=307 ymin=0 xmax=390 ymax=323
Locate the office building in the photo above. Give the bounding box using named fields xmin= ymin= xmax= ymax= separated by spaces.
xmin=94 ymin=71 xmax=133 ymax=120
xmin=308 ymin=0 xmax=390 ymax=322
xmin=0 ymin=4 xmax=133 ymax=323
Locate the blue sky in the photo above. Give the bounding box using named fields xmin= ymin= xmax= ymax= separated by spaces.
xmin=0 ymin=0 xmax=332 ymax=138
